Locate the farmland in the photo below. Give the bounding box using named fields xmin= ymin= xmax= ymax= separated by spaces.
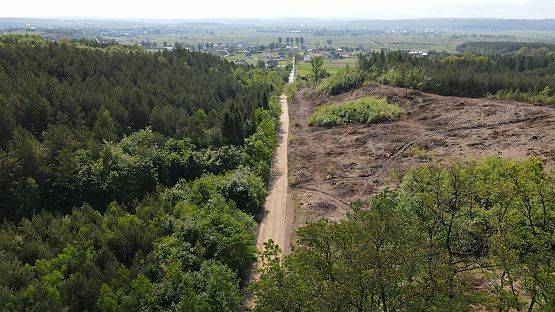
xmin=296 ymin=57 xmax=358 ymax=77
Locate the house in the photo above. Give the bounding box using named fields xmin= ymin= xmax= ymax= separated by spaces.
xmin=303 ymin=55 xmax=312 ymax=63
xmin=409 ymin=51 xmax=429 ymax=57
xmin=235 ymin=59 xmax=249 ymax=67
xmin=325 ymin=51 xmax=340 ymax=60
xmin=278 ymin=52 xmax=286 ymax=61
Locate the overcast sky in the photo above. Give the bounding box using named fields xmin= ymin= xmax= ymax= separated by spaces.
xmin=2 ymin=0 xmax=554 ymax=19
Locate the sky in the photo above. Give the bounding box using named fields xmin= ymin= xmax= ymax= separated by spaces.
xmin=1 ymin=0 xmax=554 ymax=20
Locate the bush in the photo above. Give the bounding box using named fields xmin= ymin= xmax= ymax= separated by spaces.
xmin=318 ymin=69 xmax=364 ymax=95
xmin=378 ymin=68 xmax=404 ymax=86
xmin=309 ymin=97 xmax=403 ymax=127
xmin=493 ymin=86 xmax=555 ymax=105
xmin=379 ymin=68 xmax=433 ymax=91
xmin=284 ymin=83 xmax=297 ymax=100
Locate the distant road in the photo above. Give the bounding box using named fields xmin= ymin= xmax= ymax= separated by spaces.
xmin=256 ymin=64 xmax=295 ymax=258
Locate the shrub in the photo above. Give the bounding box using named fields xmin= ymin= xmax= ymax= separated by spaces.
xmin=284 ymin=83 xmax=297 ymax=100
xmin=494 ymin=86 xmax=555 ymax=105
xmin=318 ymin=69 xmax=364 ymax=95
xmin=378 ymin=68 xmax=404 ymax=86
xmin=379 ymin=68 xmax=433 ymax=91
xmin=309 ymin=97 xmax=403 ymax=127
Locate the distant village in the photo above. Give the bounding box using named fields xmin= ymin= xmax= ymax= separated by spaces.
xmin=138 ymin=37 xmax=430 ymax=68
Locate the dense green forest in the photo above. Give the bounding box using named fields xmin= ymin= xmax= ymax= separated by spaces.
xmin=357 ymin=48 xmax=554 ymax=100
xmin=320 ymin=43 xmax=554 ymax=105
xmin=254 ymin=157 xmax=555 ymax=312
xmin=0 ymin=35 xmax=286 ymax=310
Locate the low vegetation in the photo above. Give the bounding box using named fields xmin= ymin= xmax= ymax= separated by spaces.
xmin=309 ymin=97 xmax=403 ymax=127
xmin=317 ymin=68 xmax=364 ymax=95
xmin=284 ymin=83 xmax=297 ymax=100
xmin=492 ymin=86 xmax=555 ymax=105
xmin=254 ymin=157 xmax=555 ymax=312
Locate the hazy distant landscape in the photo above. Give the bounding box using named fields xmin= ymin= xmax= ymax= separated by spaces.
xmin=2 ymin=18 xmax=554 ymax=52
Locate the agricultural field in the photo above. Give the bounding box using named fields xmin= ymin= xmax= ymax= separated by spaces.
xmin=118 ymin=29 xmax=555 ymax=53
xmin=296 ymin=57 xmax=358 ymax=78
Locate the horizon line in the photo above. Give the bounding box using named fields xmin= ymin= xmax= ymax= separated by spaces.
xmin=1 ymin=16 xmax=554 ymax=22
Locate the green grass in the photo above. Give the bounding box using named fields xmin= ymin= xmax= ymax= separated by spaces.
xmin=309 ymin=97 xmax=403 ymax=127
xmin=296 ymin=57 xmax=357 ymax=79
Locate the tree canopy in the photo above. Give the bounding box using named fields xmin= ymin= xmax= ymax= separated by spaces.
xmin=254 ymin=157 xmax=555 ymax=312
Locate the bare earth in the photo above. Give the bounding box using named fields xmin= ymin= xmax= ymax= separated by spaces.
xmin=256 ymin=68 xmax=295 ymax=257
xmin=289 ymin=83 xmax=555 ymax=227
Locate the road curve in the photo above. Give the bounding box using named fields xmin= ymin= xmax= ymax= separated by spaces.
xmin=256 ymin=65 xmax=295 ymax=258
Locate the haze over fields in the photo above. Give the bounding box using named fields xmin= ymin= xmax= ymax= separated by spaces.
xmin=2 ymin=0 xmax=555 ymax=19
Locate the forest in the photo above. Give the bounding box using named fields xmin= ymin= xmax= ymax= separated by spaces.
xmin=456 ymin=42 xmax=555 ymax=55
xmin=0 ymin=35 xmax=286 ymax=310
xmin=357 ymin=47 xmax=554 ymax=101
xmin=319 ymin=42 xmax=554 ymax=105
xmin=254 ymin=157 xmax=555 ymax=312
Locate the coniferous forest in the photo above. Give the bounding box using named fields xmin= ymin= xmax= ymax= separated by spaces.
xmin=0 ymin=35 xmax=286 ymax=310
xmin=356 ymin=45 xmax=555 ymax=104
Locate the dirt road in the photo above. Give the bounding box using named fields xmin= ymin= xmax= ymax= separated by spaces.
xmin=256 ymin=65 xmax=295 ymax=257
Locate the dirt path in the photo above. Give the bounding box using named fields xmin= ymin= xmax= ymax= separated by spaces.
xmin=256 ymin=65 xmax=295 ymax=257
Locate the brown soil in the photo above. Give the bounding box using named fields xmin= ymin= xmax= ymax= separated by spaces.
xmin=288 ymin=83 xmax=555 ymax=226
xmin=256 ymin=67 xmax=295 ymax=259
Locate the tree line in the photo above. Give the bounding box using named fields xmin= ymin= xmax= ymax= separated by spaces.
xmin=357 ymin=48 xmax=554 ymax=100
xmin=456 ymin=41 xmax=555 ymax=55
xmin=317 ymin=43 xmax=554 ymax=104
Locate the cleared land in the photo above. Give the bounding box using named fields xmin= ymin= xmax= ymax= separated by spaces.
xmin=288 ymin=83 xmax=555 ymax=225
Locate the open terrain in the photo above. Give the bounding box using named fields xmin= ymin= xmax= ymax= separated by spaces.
xmin=288 ymin=83 xmax=555 ymax=225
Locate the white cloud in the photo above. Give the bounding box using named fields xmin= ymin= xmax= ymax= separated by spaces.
xmin=1 ymin=0 xmax=553 ymax=19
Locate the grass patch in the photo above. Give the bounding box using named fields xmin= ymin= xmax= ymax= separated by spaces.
xmin=296 ymin=58 xmax=357 ymax=80
xmin=309 ymin=97 xmax=403 ymax=127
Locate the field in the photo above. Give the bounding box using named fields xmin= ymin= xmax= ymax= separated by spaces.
xmin=288 ymin=83 xmax=555 ymax=224
xmin=296 ymin=57 xmax=358 ymax=78
xmin=115 ymin=29 xmax=555 ymax=53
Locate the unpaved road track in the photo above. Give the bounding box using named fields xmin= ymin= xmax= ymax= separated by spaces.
xmin=256 ymin=65 xmax=295 ymax=257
